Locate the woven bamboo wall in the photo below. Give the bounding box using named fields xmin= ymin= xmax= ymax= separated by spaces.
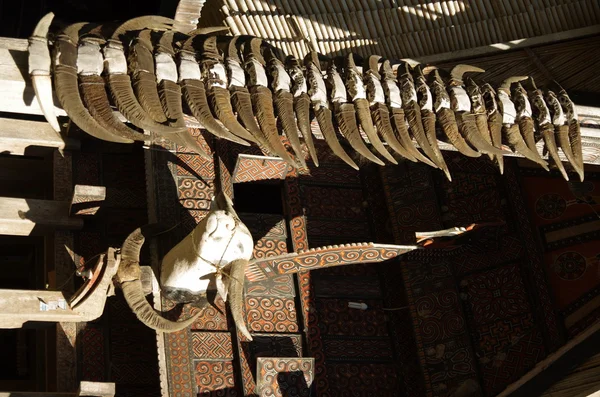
xmin=207 ymin=0 xmax=600 ymax=59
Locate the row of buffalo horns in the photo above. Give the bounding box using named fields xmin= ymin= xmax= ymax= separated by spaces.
xmin=29 ymin=14 xmax=584 ymax=181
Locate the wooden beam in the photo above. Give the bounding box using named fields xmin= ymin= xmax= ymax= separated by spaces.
xmin=0 ymin=197 xmax=83 ymax=236
xmin=0 ymin=38 xmax=66 ymax=117
xmin=498 ymin=321 xmax=600 ymax=397
xmin=0 ymin=117 xmax=78 ymax=155
xmin=0 ymin=249 xmax=118 ymax=328
xmin=405 ymin=25 xmax=600 ymax=64
xmin=69 ymin=185 xmax=106 ymax=216
xmin=78 ymin=381 xmax=115 ymax=397
xmin=0 ymin=381 xmax=115 ymax=397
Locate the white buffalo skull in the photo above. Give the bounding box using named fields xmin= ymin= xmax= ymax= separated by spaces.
xmin=117 ymin=192 xmax=254 ymax=339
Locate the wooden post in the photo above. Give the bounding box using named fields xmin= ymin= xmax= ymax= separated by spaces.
xmin=69 ymin=185 xmax=106 ymax=216
xmin=0 ymin=117 xmax=79 ymax=155
xmin=0 ymin=197 xmax=83 ymax=236
xmin=0 ymin=38 xmax=66 ymax=118
xmin=0 ymin=381 xmax=115 ymax=397
xmin=0 ymin=249 xmax=119 ymax=328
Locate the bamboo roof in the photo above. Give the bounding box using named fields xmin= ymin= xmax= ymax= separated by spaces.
xmin=435 ymin=35 xmax=600 ymax=94
xmin=201 ymin=0 xmax=600 ymax=60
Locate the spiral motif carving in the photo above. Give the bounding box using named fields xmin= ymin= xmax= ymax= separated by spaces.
xmin=253 ymin=239 xmax=287 ymax=259
xmin=290 ymin=216 xmax=308 ymax=251
xmin=195 ymin=361 xmax=235 ymax=394
xmin=246 ymin=297 xmax=298 ymax=333
xmin=256 ymin=358 xmax=314 ymax=397
xmin=178 ymin=177 xmax=213 ymax=209
xmin=276 ymin=245 xmax=411 ymax=274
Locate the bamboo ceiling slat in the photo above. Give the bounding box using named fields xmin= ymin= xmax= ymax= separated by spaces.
xmin=208 ymin=0 xmax=600 ymax=60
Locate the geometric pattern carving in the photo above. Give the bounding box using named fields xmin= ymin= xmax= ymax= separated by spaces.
xmin=323 ymin=337 xmax=393 ymax=361
xmin=177 ymin=177 xmax=215 ymax=210
xmin=246 ymin=296 xmax=299 ymax=333
xmin=256 ymin=357 xmax=314 ymax=397
xmin=245 ymin=242 xmax=416 ymax=282
xmin=191 ymin=332 xmax=233 ymax=360
xmin=252 ymin=238 xmax=288 ymax=260
xmin=79 ymin=324 xmax=105 ymax=381
xmin=176 ymin=153 xmax=215 ymax=179
xmin=503 ymin=164 xmax=562 ymax=351
xmin=190 ymin=295 xmax=229 ymax=332
xmin=315 ymin=299 xmax=388 ymax=337
xmin=479 ymin=326 xmax=545 ymax=396
xmin=326 ymin=362 xmax=400 ymax=397
xmin=233 ymin=154 xmax=288 ymax=183
xmin=313 ymin=276 xmax=382 ymax=299
xmin=246 ymin=274 xmax=296 ymax=297
xmin=248 ymin=334 xmax=303 ymax=362
xmin=462 ymin=263 xmax=532 ymax=325
xmin=195 ymin=361 xmax=237 ymax=396
xmin=301 ymin=186 xmax=366 ymax=220
xmin=165 ymin=331 xmax=195 ymax=397
xmin=299 ymin=164 xmax=362 ymax=187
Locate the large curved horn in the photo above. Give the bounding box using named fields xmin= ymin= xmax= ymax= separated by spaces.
xmin=265 ymin=49 xmax=306 ymax=166
xmin=199 ymin=36 xmax=258 ymax=145
xmin=111 ymin=16 xmax=175 ymax=40
xmin=346 ymin=56 xmax=398 ymax=164
xmin=293 ymin=92 xmax=320 ymax=166
xmin=187 ymin=26 xmax=231 ymax=36
xmin=450 ymin=64 xmax=485 ymax=82
xmin=78 ymin=34 xmax=147 ymax=142
xmin=335 ymin=102 xmax=384 ymax=166
xmin=245 ymin=37 xmax=266 ymax=66
xmin=285 ymin=54 xmax=319 ymax=166
xmin=117 ymin=227 xmax=200 ymax=332
xmin=367 ymin=55 xmax=382 ymax=78
xmin=129 ymin=30 xmax=169 ymax=124
xmin=499 ymin=76 xmax=528 ymax=91
xmin=54 ymin=23 xmax=132 ymax=143
xmin=273 ymin=90 xmax=308 ymax=168
xmin=421 ymin=108 xmax=451 ymax=180
xmin=29 ymin=12 xmax=60 ymax=132
xmin=226 ymin=259 xmax=252 ymax=340
xmin=315 ymin=106 xmax=359 ymax=170
xmin=105 ymin=18 xmax=187 ymax=138
xmin=540 ymin=126 xmax=569 ymax=181
xmin=155 ymin=31 xmax=220 ymax=157
xmin=437 ymin=107 xmax=480 ymax=158
xmin=179 ymin=36 xmax=251 ymax=148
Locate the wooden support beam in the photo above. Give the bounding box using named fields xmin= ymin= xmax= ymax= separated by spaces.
xmin=70 ymin=185 xmax=106 ymax=216
xmin=232 ymin=154 xmax=288 ymax=183
xmin=498 ymin=320 xmax=600 ymax=397
xmin=0 ymin=117 xmax=78 ymax=155
xmin=0 ymin=381 xmax=115 ymax=397
xmin=0 ymin=249 xmax=118 ymax=328
xmin=0 ymin=38 xmax=66 ymax=118
xmin=78 ymin=381 xmax=116 ymax=397
xmin=0 ymin=197 xmax=83 ymax=236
